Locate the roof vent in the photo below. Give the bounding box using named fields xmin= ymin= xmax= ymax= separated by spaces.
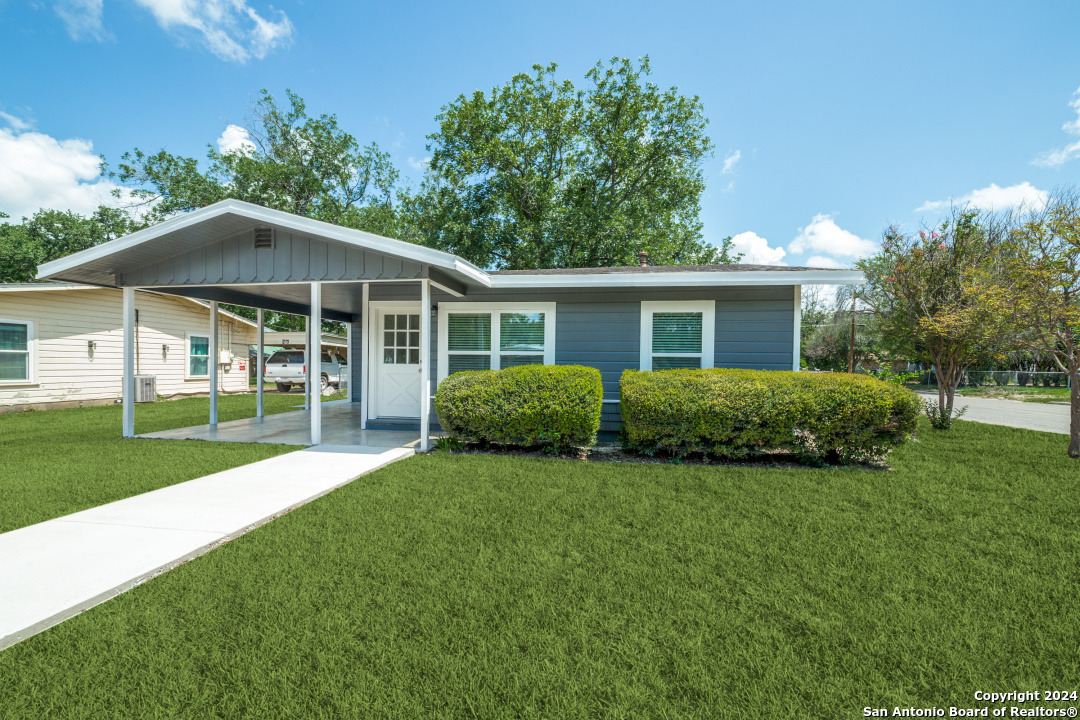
xmin=253 ymin=227 xmax=274 ymax=249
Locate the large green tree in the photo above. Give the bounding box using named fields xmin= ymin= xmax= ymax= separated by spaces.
xmin=413 ymin=57 xmax=734 ymax=269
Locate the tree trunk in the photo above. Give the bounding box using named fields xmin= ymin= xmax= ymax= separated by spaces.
xmin=1070 ymin=368 xmax=1080 ymax=459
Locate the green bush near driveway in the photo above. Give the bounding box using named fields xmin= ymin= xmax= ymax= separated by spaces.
xmin=621 ymin=368 xmax=920 ymax=464
xmin=435 ymin=364 xmax=603 ymax=451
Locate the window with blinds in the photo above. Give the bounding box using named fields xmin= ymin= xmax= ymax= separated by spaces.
xmin=0 ymin=320 xmax=31 ymax=382
xmin=651 ymin=312 xmax=703 ymax=370
xmin=440 ymin=304 xmax=554 ymax=380
xmin=446 ymin=313 xmax=491 ymax=374
xmin=640 ymin=301 xmax=714 ymax=371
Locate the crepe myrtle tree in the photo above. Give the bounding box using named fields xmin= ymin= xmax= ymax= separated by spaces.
xmin=1007 ymin=187 xmax=1080 ymax=457
xmin=858 ymin=208 xmax=1014 ymax=428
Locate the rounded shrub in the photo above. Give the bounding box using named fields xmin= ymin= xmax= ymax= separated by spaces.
xmin=434 ymin=364 xmax=604 ymax=451
xmin=620 ymin=368 xmax=920 ymax=464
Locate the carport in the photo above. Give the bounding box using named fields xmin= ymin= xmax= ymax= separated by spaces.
xmin=36 ymin=199 xmax=490 ymax=450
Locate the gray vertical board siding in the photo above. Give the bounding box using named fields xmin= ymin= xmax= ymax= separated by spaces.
xmin=122 ymin=229 xmax=426 ymax=286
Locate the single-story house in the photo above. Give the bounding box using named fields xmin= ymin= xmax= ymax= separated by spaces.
xmin=36 ymin=199 xmax=862 ymax=448
xmin=0 ymin=284 xmax=259 ymax=412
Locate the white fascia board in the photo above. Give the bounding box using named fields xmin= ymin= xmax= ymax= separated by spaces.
xmin=0 ymin=283 xmax=105 ymax=292
xmin=37 ymin=199 xmax=492 ymax=287
xmin=486 ymin=269 xmax=865 ymax=289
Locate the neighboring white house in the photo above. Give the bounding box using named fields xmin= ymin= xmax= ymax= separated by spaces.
xmin=0 ymin=284 xmax=257 ymax=412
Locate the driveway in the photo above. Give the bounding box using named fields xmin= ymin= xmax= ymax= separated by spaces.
xmin=919 ymin=393 xmax=1070 ymax=435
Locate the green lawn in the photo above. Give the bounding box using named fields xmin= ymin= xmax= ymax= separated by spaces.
xmin=0 ymin=394 xmax=305 ymax=533
xmin=2 ymin=419 xmax=1078 ymax=718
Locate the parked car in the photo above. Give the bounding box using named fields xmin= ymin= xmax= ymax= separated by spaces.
xmin=263 ymin=349 xmax=347 ymax=393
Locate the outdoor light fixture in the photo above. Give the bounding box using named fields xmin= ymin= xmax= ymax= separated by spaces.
xmin=87 ymin=340 xmax=96 ymax=351
xmin=162 ymin=344 xmax=170 ymax=358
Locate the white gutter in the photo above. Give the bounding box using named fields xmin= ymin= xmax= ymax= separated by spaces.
xmin=486 ymin=269 xmax=864 ymax=288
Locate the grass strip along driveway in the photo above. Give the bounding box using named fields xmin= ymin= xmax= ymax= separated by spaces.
xmin=2 ymin=419 xmax=1078 ymax=718
xmin=0 ymin=395 xmax=306 ymax=533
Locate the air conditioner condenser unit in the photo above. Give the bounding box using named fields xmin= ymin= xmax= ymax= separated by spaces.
xmin=134 ymin=374 xmax=157 ymax=403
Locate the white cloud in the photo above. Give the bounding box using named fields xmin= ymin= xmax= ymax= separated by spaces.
xmin=131 ymin=0 xmax=293 ymax=62
xmin=55 ymin=0 xmax=293 ymax=62
xmin=407 ymin=156 xmax=430 ymax=171
xmin=790 ymin=214 xmax=876 ymax=259
xmin=0 ymin=112 xmax=32 ymax=132
xmin=54 ymin=0 xmax=110 ymax=41
xmin=1034 ymin=87 xmax=1080 ymax=167
xmin=730 ymin=231 xmax=787 ymax=265
xmin=721 ymin=149 xmax=741 ymax=175
xmin=806 ymin=255 xmax=844 ymax=269
xmin=216 ymin=124 xmax=256 ymax=155
xmin=915 ymin=182 xmax=1048 ymax=214
xmin=0 ymin=122 xmax=129 ymax=222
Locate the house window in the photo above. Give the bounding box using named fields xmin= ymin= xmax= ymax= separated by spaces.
xmin=640 ymin=301 xmax=715 ymax=371
xmin=0 ymin=319 xmax=32 ymax=383
xmin=438 ymin=303 xmax=555 ymax=382
xmin=187 ymin=333 xmax=210 ymax=378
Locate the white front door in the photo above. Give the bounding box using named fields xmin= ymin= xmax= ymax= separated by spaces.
xmin=374 ymin=305 xmax=422 ymax=418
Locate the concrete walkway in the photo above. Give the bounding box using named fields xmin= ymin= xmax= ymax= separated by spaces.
xmin=0 ymin=442 xmax=415 ymax=651
xmin=919 ymin=392 xmax=1070 ymax=434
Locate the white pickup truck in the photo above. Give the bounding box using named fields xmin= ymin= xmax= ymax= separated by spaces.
xmin=264 ymin=349 xmax=347 ymax=393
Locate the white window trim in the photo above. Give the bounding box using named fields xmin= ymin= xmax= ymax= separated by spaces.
xmin=639 ymin=301 xmax=715 ymax=371
xmin=437 ymin=302 xmax=556 ymax=384
xmin=0 ymin=317 xmax=35 ymax=386
xmin=185 ymin=330 xmax=211 ymax=380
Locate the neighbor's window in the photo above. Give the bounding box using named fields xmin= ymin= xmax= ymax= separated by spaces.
xmin=640 ymin=301 xmax=714 ymax=371
xmin=188 ymin=333 xmax=210 ymax=378
xmin=439 ymin=304 xmax=555 ymax=382
xmin=0 ymin=319 xmax=32 ymax=383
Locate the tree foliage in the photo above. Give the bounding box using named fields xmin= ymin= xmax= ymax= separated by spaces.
xmin=858 ymin=209 xmax=1014 ymax=426
xmin=416 ymin=58 xmax=733 ymax=269
xmin=1006 ymin=187 xmax=1080 ymax=457
xmin=112 ymin=89 xmax=402 ymax=235
xmin=0 ymin=207 xmax=139 ymax=283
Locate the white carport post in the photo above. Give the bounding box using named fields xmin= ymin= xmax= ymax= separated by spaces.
xmin=256 ymin=308 xmax=265 ymax=418
xmin=121 ymin=287 xmax=135 ymax=438
xmin=346 ymin=322 xmax=353 ymax=402
xmin=419 ymin=279 xmax=431 ymax=452
xmin=310 ymin=282 xmax=322 ymax=445
xmin=209 ymin=301 xmax=219 ymax=426
xmin=360 ymin=283 xmax=369 ymax=430
xmin=304 ymin=317 xmax=312 ymax=411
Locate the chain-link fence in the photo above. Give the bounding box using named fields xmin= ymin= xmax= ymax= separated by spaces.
xmin=913 ymin=370 xmax=1071 ymax=388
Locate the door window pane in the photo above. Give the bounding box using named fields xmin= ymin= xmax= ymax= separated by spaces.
xmin=652 ymin=312 xmax=703 ymax=353
xmin=384 ymin=315 xmax=394 ymax=330
xmin=383 ymin=349 xmax=394 ymax=363
xmin=447 ymin=314 xmax=490 ymax=351
xmin=409 ymin=349 xmax=420 ymax=364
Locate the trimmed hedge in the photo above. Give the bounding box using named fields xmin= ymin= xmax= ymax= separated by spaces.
xmin=620 ymin=368 xmax=920 ymax=464
xmin=434 ymin=364 xmax=603 ymax=451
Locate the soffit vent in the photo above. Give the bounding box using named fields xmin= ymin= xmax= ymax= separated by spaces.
xmin=253 ymin=227 xmax=274 ymax=249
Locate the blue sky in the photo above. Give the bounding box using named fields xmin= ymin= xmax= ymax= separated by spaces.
xmin=2 ymin=0 xmax=1080 ymax=269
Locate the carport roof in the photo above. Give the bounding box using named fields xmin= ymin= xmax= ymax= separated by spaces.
xmin=36 ymin=199 xmax=491 ymax=289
